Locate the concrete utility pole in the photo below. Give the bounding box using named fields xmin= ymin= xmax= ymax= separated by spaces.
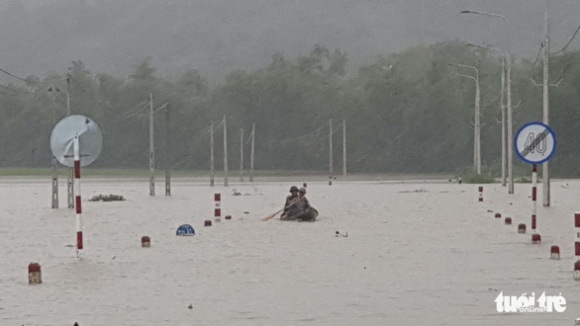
xmin=223 ymin=115 xmax=228 ymax=187
xmin=165 ymin=104 xmax=170 ymax=196
xmin=250 ymin=123 xmax=255 ymax=182
xmin=453 ymin=63 xmax=481 ymax=174
xmin=149 ymin=93 xmax=155 ymax=196
xmin=468 ymin=45 xmax=507 ymax=186
xmin=542 ymin=5 xmax=550 ymax=206
xmin=66 ymin=76 xmax=74 ymax=208
xmin=460 ymin=10 xmax=514 ymax=193
xmin=48 ymin=76 xmax=73 ymax=209
xmin=530 ymin=2 xmax=562 ymax=206
xmin=52 ymin=155 xmax=58 ymax=208
xmin=240 ymin=128 xmax=244 ymax=182
xmin=342 ymin=119 xmax=347 ymax=177
xmin=499 ymin=56 xmax=507 ymax=187
xmin=66 ymin=77 xmax=71 ymax=116
xmin=329 ymin=119 xmax=333 ymax=175
xmin=210 ymin=121 xmax=215 ymax=187
xmin=51 ymin=98 xmax=58 ymax=209
xmin=507 ymin=54 xmax=514 ymax=194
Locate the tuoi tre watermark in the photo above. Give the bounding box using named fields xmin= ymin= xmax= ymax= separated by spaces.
xmin=495 ymin=292 xmax=566 ymax=313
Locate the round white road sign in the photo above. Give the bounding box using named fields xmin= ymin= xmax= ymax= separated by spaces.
xmin=514 ymin=122 xmax=556 ymax=165
xmin=50 ymin=115 xmax=102 ymax=168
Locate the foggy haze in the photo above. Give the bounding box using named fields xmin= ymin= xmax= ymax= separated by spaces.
xmin=0 ymin=0 xmax=578 ymax=81
xmin=1 ymin=0 xmax=580 ymax=176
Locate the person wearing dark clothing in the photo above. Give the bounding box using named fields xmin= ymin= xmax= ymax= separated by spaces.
xmin=295 ymin=187 xmax=317 ymax=221
xmin=281 ymin=186 xmax=300 ymax=220
xmin=295 ymin=187 xmax=310 ymax=212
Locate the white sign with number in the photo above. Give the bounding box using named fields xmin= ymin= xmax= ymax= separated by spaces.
xmin=514 ymin=122 xmax=556 ymax=165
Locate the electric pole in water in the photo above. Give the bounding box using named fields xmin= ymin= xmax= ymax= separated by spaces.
xmin=223 ymin=115 xmax=228 ymax=187
xmin=240 ymin=128 xmax=244 ymax=182
xmin=149 ymin=93 xmax=155 ymax=196
xmin=210 ymin=120 xmax=214 ymax=187
xmin=542 ymin=6 xmax=550 ymax=207
xmin=165 ymin=103 xmax=170 ymax=196
xmin=329 ymin=119 xmax=333 ymax=175
xmin=532 ymin=2 xmax=563 ymax=206
xmin=250 ymin=123 xmax=255 ymax=182
xmin=51 ymin=94 xmax=58 ymax=209
xmin=343 ymin=119 xmax=347 ymax=177
xmin=66 ymin=76 xmax=75 ymax=208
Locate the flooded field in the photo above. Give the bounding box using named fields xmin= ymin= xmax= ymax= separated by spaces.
xmin=1 ymin=176 xmax=579 ymax=325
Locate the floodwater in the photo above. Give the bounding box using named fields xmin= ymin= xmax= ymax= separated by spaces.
xmin=1 ymin=176 xmax=579 ymax=326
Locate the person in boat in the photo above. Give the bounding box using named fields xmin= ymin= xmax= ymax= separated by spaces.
xmin=295 ymin=187 xmax=310 ymax=212
xmin=281 ymin=187 xmax=317 ymax=221
xmin=281 ymin=186 xmax=301 ymax=220
xmin=295 ymin=187 xmax=317 ymax=221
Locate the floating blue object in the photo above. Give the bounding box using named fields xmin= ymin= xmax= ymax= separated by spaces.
xmin=176 ymin=224 xmax=195 ymax=236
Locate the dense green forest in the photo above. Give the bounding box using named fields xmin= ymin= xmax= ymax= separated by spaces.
xmin=1 ymin=41 xmax=579 ymax=176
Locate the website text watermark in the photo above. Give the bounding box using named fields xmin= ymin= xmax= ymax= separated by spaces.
xmin=495 ymin=292 xmax=566 ymax=313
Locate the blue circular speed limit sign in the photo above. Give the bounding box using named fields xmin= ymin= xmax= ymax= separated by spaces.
xmin=514 ymin=122 xmax=557 ymax=165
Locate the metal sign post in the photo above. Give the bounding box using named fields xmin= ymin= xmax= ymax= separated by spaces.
xmin=50 ymin=115 xmax=102 ymax=256
xmin=514 ymin=122 xmax=556 ymax=246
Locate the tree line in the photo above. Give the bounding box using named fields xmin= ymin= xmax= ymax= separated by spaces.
xmin=1 ymin=41 xmax=579 ymax=177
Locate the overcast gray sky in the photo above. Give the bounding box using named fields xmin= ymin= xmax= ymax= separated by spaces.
xmin=0 ymin=0 xmax=578 ymax=81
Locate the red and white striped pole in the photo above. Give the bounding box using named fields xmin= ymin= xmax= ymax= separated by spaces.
xmin=574 ymin=212 xmax=580 ymax=280
xmin=478 ymin=186 xmax=483 ymax=202
xmin=531 ymin=164 xmax=541 ymax=244
xmin=214 ymin=193 xmax=221 ymax=222
xmin=74 ymin=136 xmax=83 ymax=252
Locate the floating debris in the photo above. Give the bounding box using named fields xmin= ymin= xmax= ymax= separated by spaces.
xmin=89 ymin=194 xmax=126 ymax=202
xmin=335 ymin=231 xmax=348 ymax=237
xmin=398 ymin=188 xmax=428 ymax=193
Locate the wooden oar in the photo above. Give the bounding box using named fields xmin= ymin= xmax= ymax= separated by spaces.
xmin=262 ymin=208 xmax=285 ymax=221
xmin=262 ymin=197 xmax=302 ymax=221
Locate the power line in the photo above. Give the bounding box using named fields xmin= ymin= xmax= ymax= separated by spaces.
xmin=267 ymin=123 xmax=327 ymax=147
xmin=116 ymin=101 xmax=150 ymax=121
xmin=0 ymin=66 xmax=122 ymax=114
xmin=554 ymin=23 xmax=580 ymax=55
xmin=0 ymin=67 xmax=64 ymax=85
xmin=0 ymin=68 xmax=34 ymax=83
xmin=530 ymin=44 xmax=543 ymax=68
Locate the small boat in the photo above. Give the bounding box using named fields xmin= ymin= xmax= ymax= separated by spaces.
xmin=298 ymin=207 xmax=318 ymax=222
xmin=281 ymin=207 xmax=319 ymax=222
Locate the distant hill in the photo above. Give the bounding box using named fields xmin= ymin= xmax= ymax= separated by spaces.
xmin=0 ymin=0 xmax=578 ymax=81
